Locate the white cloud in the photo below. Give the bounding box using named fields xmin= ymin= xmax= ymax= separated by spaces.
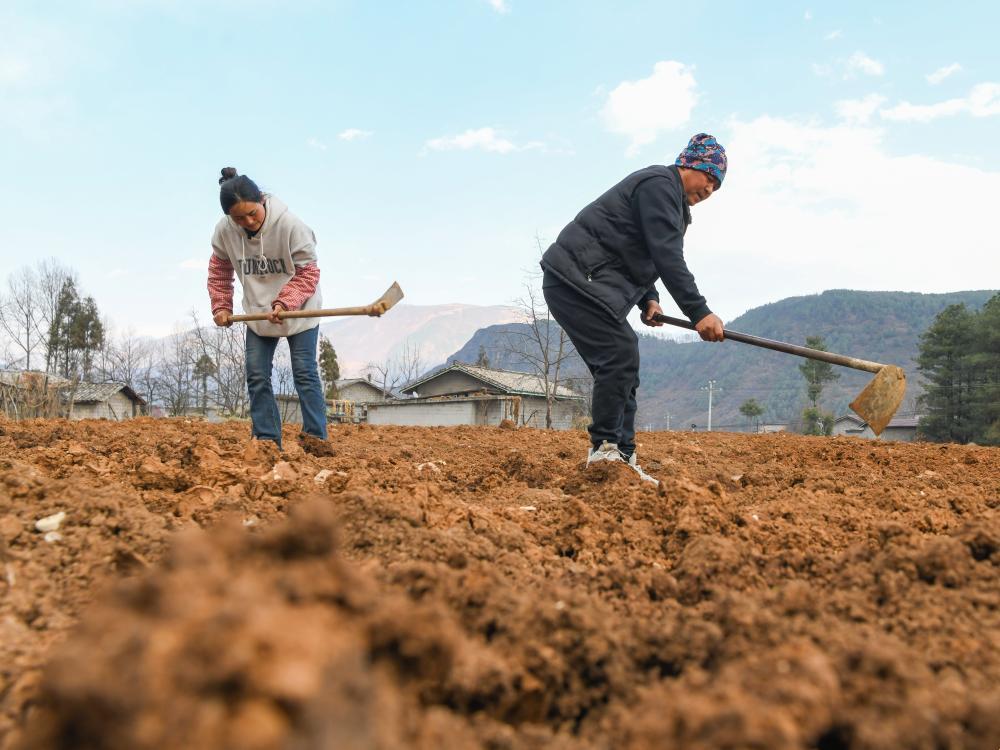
xmin=926 ymin=62 xmax=962 ymax=85
xmin=424 ymin=127 xmax=543 ymax=154
xmin=804 ymin=10 xmax=812 ymax=21
xmin=601 ymin=61 xmax=698 ymax=156
xmin=0 ymin=53 xmax=31 ymax=86
xmin=825 ymin=29 xmax=842 ymax=40
xmin=687 ymin=116 xmax=1000 ymax=322
xmin=880 ymin=82 xmax=1000 ymax=122
xmin=879 ymin=98 xmax=965 ymax=122
xmin=834 ymin=94 xmax=886 ymax=124
xmin=179 ymin=258 xmax=206 ymax=270
xmin=338 ymin=128 xmax=373 ymax=141
xmin=846 ymin=51 xmax=884 ymax=76
xmin=486 ymin=0 xmax=509 ymax=13
xmin=306 ymin=137 xmax=328 ymax=151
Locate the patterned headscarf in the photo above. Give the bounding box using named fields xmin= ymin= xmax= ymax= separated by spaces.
xmin=675 ymin=133 xmax=727 ymax=189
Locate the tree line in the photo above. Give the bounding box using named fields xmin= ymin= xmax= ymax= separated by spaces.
xmin=0 ymin=260 xmax=104 ymax=380
xmin=0 ymin=259 xmax=346 ymax=419
xmin=917 ymin=293 xmax=1000 ymax=444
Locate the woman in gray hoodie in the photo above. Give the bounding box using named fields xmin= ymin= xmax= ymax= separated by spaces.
xmin=208 ymin=168 xmax=327 ymax=449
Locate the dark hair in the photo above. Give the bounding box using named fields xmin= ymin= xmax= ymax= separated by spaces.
xmin=218 ymin=167 xmax=263 ymax=214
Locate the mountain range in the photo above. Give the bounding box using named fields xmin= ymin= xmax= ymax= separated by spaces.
xmin=320 ymin=303 xmax=521 ymax=377
xmin=445 ymin=289 xmax=998 ymax=430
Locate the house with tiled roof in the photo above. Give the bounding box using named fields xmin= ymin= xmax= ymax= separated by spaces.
xmin=1 ymin=370 xmax=146 ymax=421
xmin=69 ymin=382 xmax=147 ymax=420
xmin=365 ymin=363 xmax=586 ymax=429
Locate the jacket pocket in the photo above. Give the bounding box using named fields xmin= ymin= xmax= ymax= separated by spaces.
xmin=573 ymin=237 xmax=614 ymax=280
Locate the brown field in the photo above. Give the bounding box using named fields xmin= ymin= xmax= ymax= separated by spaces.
xmin=1 ymin=417 xmax=998 ymax=749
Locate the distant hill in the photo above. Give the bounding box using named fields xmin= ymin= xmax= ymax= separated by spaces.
xmin=445 ymin=289 xmax=999 ymax=431
xmin=320 ymin=303 xmax=520 ymax=377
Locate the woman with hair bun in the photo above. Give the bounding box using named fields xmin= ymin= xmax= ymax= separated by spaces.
xmin=207 ymin=167 xmax=327 ymax=450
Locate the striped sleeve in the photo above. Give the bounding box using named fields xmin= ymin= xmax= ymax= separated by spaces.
xmin=207 ymin=254 xmax=235 ymax=314
xmin=273 ymin=262 xmax=320 ymax=311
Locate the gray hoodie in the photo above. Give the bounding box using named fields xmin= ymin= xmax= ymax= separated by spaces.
xmin=211 ymin=195 xmax=323 ymax=338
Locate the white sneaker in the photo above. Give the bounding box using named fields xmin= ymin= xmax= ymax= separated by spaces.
xmin=627 ymin=452 xmax=660 ymax=486
xmin=587 ymin=441 xmax=625 ymax=465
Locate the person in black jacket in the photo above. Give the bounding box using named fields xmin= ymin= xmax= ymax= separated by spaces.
xmin=540 ymin=133 xmax=727 ymax=483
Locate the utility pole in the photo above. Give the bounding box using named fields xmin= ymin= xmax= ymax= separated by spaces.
xmin=701 ymin=380 xmax=722 ymax=432
xmin=665 ymin=413 xmax=672 ymax=431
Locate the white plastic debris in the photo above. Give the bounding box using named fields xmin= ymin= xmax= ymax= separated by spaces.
xmin=314 ymin=469 xmax=334 ymax=484
xmin=35 ymin=512 xmax=66 ymax=533
xmin=43 ymin=531 xmax=62 ymax=543
xmin=519 ymin=505 xmax=537 ymax=512
xmin=751 ymin=514 xmax=760 ymax=522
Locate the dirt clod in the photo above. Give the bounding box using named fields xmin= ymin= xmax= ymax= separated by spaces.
xmin=0 ymin=419 xmax=998 ymax=749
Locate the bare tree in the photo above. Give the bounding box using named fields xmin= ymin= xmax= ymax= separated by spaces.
xmin=156 ymin=329 xmax=197 ymax=416
xmin=363 ymin=359 xmax=399 ymax=401
xmin=188 ymin=312 xmax=249 ymax=418
xmin=0 ymin=341 xmax=17 ymax=371
xmin=0 ymin=267 xmax=43 ymax=371
xmin=93 ymin=314 xmax=116 ymax=382
xmin=364 ymin=340 xmax=423 ymax=400
xmin=502 ymin=281 xmax=578 ymax=429
xmin=273 ymin=360 xmax=294 ymax=395
xmin=106 ymin=328 xmax=150 ymax=391
xmin=396 ymin=340 xmax=424 ymax=389
xmin=35 ymin=259 xmax=78 ymax=373
xmin=134 ymin=348 xmax=160 ymax=412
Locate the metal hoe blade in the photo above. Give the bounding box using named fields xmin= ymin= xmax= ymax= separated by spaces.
xmin=849 ymin=365 xmax=906 ymax=437
xmin=373 ymin=282 xmax=404 ymax=314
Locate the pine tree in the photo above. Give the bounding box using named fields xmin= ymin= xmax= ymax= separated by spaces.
xmin=48 ymin=280 xmax=80 ymax=378
xmin=799 ymin=336 xmax=840 ymax=407
xmin=799 ymin=336 xmax=838 ymax=436
xmin=969 ymin=293 xmax=1000 ymax=445
xmin=318 ymin=336 xmax=340 ymax=399
xmin=193 ymin=354 xmax=216 ymax=414
xmin=476 ymin=344 xmax=491 ymax=368
xmin=46 ymin=282 xmax=105 ymax=381
xmin=738 ymin=398 xmax=764 ymax=431
xmin=72 ymin=297 xmax=104 ymax=381
xmin=917 ymin=304 xmax=976 ymax=443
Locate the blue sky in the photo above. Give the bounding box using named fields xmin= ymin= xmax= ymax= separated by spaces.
xmin=2 ymin=0 xmax=998 ymax=338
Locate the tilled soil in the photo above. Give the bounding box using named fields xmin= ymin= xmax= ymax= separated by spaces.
xmin=0 ymin=416 xmax=998 ymax=749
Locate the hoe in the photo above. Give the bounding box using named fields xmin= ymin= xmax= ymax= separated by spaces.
xmin=652 ymin=313 xmax=906 ymax=436
xmin=230 ymin=282 xmax=405 ymax=323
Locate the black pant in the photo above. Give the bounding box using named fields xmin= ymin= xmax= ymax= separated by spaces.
xmin=542 ymin=272 xmax=639 ymax=456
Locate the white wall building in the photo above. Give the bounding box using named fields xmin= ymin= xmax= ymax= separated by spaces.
xmin=69 ymin=382 xmax=147 ymax=420
xmin=832 ymin=413 xmax=921 ymax=442
xmin=366 ymin=364 xmax=586 ymax=429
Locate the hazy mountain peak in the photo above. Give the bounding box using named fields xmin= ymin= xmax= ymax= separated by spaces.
xmin=321 ymin=303 xmax=522 ymax=377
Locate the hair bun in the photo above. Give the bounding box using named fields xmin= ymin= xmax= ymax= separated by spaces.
xmin=218 ymin=167 xmax=239 ymax=185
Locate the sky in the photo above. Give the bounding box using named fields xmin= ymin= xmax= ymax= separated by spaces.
xmin=1 ymin=0 xmax=999 ymax=339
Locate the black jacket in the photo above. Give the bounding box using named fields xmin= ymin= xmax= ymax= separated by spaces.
xmin=540 ymin=165 xmax=712 ymax=323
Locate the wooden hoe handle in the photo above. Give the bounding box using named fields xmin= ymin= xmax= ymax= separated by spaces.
xmin=230 ymin=282 xmax=405 ymax=323
xmin=652 ymin=313 xmax=887 ymax=374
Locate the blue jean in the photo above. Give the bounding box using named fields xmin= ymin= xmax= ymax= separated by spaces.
xmin=245 ymin=325 xmax=327 ymax=447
